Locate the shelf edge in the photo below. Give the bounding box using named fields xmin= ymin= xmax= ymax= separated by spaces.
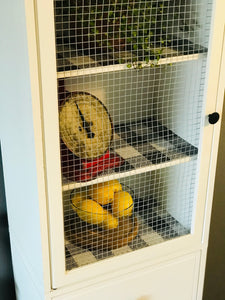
xmin=57 ymin=53 xmax=204 ymax=79
xmin=62 ymin=155 xmax=197 ymax=191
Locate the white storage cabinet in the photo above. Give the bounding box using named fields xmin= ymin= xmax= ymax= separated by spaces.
xmin=2 ymin=0 xmax=225 ymax=299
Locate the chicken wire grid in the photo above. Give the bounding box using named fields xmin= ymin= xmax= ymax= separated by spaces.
xmin=64 ymin=213 xmax=189 ymax=270
xmin=53 ymin=0 xmax=212 ymax=272
xmin=53 ymin=0 xmax=211 ymax=73
xmin=57 ymin=57 xmax=206 ymax=270
xmin=60 ymin=116 xmax=198 ymax=187
xmin=58 ymin=58 xmax=203 ymax=186
xmin=63 ymin=162 xmax=196 ymax=271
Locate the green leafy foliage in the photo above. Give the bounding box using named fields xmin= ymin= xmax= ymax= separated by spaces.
xmin=55 ymin=0 xmax=197 ymax=67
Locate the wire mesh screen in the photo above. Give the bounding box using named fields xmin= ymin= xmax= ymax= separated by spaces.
xmin=54 ymin=0 xmax=213 ymax=271
xmin=54 ymin=0 xmax=209 ymax=72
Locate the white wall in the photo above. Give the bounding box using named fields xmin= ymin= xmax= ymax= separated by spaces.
xmin=0 ymin=0 xmax=45 ymax=299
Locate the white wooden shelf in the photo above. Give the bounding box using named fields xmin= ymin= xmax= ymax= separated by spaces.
xmin=57 ymin=53 xmax=205 ymax=79
xmin=62 ymin=118 xmax=198 ymax=191
xmin=62 ymin=155 xmax=196 ymax=191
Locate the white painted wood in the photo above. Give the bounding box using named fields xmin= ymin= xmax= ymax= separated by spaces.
xmin=57 ymin=53 xmax=203 ymax=79
xmin=51 ymin=234 xmax=202 ymax=290
xmin=164 ymin=161 xmax=198 ymax=229
xmin=35 ymin=0 xmax=224 ymax=293
xmin=153 ymin=58 xmax=204 ymax=147
xmin=196 ymin=1 xmax=225 ymax=297
xmin=10 ymin=238 xmax=49 ymax=300
xmin=24 ymin=0 xmax=51 ymax=292
xmin=52 ymin=252 xmax=201 ymax=300
xmin=62 ymin=155 xmax=196 ymax=191
xmin=192 ymin=0 xmax=225 ymax=254
xmin=6 ymin=0 xmax=223 ymax=298
xmin=34 ymin=0 xmax=66 ymax=288
xmin=64 ymin=68 xmax=155 ymax=124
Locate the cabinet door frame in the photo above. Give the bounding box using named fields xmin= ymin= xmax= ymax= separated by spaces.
xmin=27 ymin=0 xmax=225 ymax=290
xmin=52 ymin=251 xmax=201 ymax=300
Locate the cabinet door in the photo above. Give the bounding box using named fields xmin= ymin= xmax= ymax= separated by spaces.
xmin=33 ymin=0 xmax=224 ymax=288
xmin=53 ymin=252 xmax=200 ymax=300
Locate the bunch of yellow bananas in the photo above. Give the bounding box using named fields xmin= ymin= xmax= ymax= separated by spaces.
xmin=71 ymin=180 xmax=133 ymax=230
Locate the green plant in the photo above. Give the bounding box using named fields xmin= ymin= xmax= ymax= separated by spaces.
xmin=91 ymin=1 xmax=169 ymax=61
xmin=55 ymin=0 xmax=198 ymax=67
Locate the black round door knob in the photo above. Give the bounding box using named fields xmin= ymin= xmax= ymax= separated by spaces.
xmin=208 ymin=112 xmax=220 ymax=124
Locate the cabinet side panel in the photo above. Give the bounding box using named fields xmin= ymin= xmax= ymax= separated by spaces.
xmin=10 ymin=240 xmax=45 ymax=300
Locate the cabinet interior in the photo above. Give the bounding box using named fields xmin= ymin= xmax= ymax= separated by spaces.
xmin=54 ymin=0 xmax=212 ymax=271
